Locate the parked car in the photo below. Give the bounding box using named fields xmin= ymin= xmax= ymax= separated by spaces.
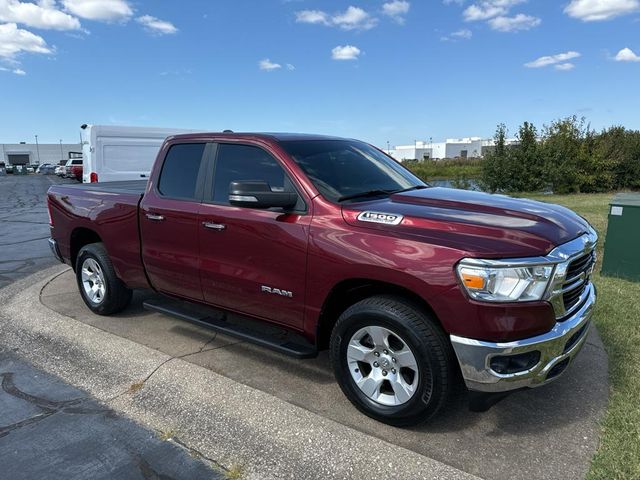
xmin=55 ymin=165 xmax=65 ymax=176
xmin=26 ymin=166 xmax=35 ymax=174
xmin=5 ymin=165 xmax=14 ymax=174
xmin=37 ymin=164 xmax=56 ymax=175
xmin=80 ymin=124 xmax=199 ymax=183
xmin=70 ymin=165 xmax=83 ymax=181
xmin=63 ymin=158 xmax=83 ymax=181
xmin=47 ymin=132 xmax=597 ymax=426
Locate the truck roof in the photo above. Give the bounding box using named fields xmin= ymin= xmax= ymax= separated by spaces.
xmin=167 ymin=132 xmax=353 ymax=142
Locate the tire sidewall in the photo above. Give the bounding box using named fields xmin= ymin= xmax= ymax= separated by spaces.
xmin=331 ymin=301 xmax=447 ymax=425
xmin=75 ymin=247 xmax=110 ymax=315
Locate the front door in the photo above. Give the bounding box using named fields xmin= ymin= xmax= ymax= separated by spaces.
xmin=198 ymin=143 xmax=310 ymax=329
xmin=140 ymin=142 xmax=208 ymax=301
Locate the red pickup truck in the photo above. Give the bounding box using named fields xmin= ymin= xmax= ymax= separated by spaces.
xmin=47 ymin=132 xmax=597 ymax=425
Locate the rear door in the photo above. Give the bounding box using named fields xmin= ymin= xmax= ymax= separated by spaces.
xmin=140 ymin=142 xmax=209 ymax=301
xmin=198 ymin=142 xmax=310 ymax=329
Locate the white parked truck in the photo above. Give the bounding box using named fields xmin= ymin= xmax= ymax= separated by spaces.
xmin=80 ymin=124 xmax=199 ymax=183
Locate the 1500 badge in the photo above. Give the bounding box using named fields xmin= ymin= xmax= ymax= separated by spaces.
xmin=357 ymin=211 xmax=404 ymax=225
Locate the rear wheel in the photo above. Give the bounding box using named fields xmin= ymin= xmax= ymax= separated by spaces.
xmin=330 ymin=295 xmax=455 ymax=426
xmin=75 ymin=243 xmax=132 ymax=315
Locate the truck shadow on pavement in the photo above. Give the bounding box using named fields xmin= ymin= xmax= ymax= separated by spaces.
xmin=40 ymin=268 xmax=608 ymax=480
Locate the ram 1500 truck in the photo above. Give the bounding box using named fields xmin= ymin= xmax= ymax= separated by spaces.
xmin=47 ymin=132 xmax=597 ymax=426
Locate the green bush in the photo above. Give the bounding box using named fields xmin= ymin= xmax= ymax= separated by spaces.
xmin=480 ymin=117 xmax=640 ymax=194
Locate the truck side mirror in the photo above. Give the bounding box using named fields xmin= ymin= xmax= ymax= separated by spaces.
xmin=229 ymin=180 xmax=298 ymax=210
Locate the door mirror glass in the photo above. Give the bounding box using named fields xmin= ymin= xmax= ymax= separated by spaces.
xmin=229 ymin=180 xmax=298 ymax=210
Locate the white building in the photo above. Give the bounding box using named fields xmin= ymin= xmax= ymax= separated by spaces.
xmin=388 ymin=137 xmax=519 ymax=162
xmin=0 ymin=142 xmax=82 ymax=166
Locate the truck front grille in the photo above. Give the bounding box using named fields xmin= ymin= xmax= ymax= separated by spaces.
xmin=562 ymin=251 xmax=595 ymax=312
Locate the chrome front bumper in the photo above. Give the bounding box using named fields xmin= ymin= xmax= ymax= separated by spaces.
xmin=450 ymin=282 xmax=596 ymax=393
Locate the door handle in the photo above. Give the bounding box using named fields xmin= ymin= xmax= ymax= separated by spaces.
xmin=145 ymin=213 xmax=165 ymax=221
xmin=202 ymin=221 xmax=226 ymax=231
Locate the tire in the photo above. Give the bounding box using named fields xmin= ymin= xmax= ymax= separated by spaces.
xmin=330 ymin=295 xmax=455 ymax=426
xmin=75 ymin=242 xmax=132 ymax=315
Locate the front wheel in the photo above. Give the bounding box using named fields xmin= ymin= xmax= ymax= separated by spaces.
xmin=330 ymin=295 xmax=455 ymax=426
xmin=75 ymin=243 xmax=132 ymax=315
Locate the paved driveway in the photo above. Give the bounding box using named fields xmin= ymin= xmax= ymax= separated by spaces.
xmin=43 ymin=268 xmax=609 ymax=480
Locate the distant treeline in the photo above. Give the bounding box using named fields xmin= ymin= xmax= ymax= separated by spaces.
xmin=405 ymin=116 xmax=640 ymax=194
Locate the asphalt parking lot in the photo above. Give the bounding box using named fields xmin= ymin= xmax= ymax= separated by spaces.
xmin=0 ymin=175 xmax=610 ymax=479
xmin=0 ymin=175 xmax=71 ymax=288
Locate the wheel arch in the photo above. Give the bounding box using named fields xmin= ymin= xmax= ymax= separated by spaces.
xmin=315 ymin=278 xmax=443 ymax=350
xmin=70 ymin=227 xmax=103 ymax=270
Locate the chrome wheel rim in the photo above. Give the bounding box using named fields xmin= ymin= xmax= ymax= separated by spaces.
xmin=347 ymin=325 xmax=419 ymax=406
xmin=81 ymin=258 xmax=106 ymax=304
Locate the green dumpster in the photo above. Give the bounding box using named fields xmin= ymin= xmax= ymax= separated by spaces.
xmin=13 ymin=164 xmax=28 ymax=175
xmin=601 ymin=193 xmax=640 ymax=281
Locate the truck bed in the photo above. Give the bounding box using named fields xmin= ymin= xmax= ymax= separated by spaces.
xmin=57 ymin=180 xmax=148 ymax=196
xmin=47 ymin=180 xmax=149 ymax=289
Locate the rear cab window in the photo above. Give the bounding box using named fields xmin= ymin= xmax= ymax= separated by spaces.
xmin=158 ymin=143 xmax=206 ymax=200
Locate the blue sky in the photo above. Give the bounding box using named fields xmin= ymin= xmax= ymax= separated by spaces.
xmin=1 ymin=0 xmax=639 ymax=147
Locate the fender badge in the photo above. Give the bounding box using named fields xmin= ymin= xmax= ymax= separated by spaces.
xmin=357 ymin=211 xmax=403 ymax=225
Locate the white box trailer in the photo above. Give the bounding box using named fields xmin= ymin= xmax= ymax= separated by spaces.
xmin=81 ymin=124 xmax=200 ymax=183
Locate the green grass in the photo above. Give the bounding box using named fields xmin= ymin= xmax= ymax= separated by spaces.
xmin=523 ymin=193 xmax=640 ymax=480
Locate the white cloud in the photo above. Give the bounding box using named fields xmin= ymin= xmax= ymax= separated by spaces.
xmin=62 ymin=0 xmax=132 ymax=21
xmin=332 ymin=6 xmax=377 ymax=30
xmin=525 ymin=51 xmax=581 ymax=68
xmin=296 ymin=6 xmax=377 ymax=30
xmin=565 ymin=0 xmax=640 ymax=21
xmin=295 ymin=9 xmax=329 ymax=25
xmin=463 ymin=0 xmax=525 ymax=21
xmin=136 ymin=15 xmax=177 ymax=35
xmin=443 ymin=0 xmax=465 ymax=4
xmin=441 ymin=28 xmax=472 ymax=40
xmin=0 ymin=65 xmax=26 ymax=74
xmin=0 ymin=22 xmax=52 ymax=58
xmin=331 ymin=44 xmax=361 ymax=60
xmin=554 ymin=62 xmax=575 ymax=71
xmin=614 ymin=47 xmax=640 ymax=62
xmin=452 ymin=28 xmax=473 ymax=38
xmin=488 ymin=13 xmax=540 ymax=31
xmin=259 ymin=58 xmax=281 ymax=71
xmin=0 ymin=0 xmax=81 ymax=30
xmin=286 ymin=63 xmax=295 ymax=70
xmin=383 ymin=1 xmax=410 ymax=23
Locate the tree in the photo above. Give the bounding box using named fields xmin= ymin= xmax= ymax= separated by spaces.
xmin=540 ymin=116 xmax=587 ymax=194
xmin=481 ymin=123 xmax=509 ymax=192
xmin=510 ymin=121 xmax=544 ymax=192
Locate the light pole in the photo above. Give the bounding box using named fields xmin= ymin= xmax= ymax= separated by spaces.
xmin=387 ymin=141 xmax=390 ymax=153
xmin=59 ymin=139 xmax=64 ymax=160
xmin=34 ymin=135 xmax=41 ymax=164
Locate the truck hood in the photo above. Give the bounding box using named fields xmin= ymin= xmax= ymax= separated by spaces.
xmin=341 ymin=187 xmax=592 ymax=258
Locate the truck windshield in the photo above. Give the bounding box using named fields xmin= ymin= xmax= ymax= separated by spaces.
xmin=281 ymin=140 xmax=427 ymax=203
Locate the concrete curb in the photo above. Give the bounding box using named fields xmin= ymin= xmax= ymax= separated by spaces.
xmin=0 ymin=267 xmax=479 ymax=480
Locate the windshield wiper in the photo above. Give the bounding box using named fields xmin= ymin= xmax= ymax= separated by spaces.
xmin=393 ymin=185 xmax=428 ymax=194
xmin=338 ymin=185 xmax=428 ymax=203
xmin=338 ymin=189 xmax=398 ymax=202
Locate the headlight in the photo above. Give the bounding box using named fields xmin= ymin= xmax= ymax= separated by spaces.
xmin=456 ymin=260 xmax=554 ymax=302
